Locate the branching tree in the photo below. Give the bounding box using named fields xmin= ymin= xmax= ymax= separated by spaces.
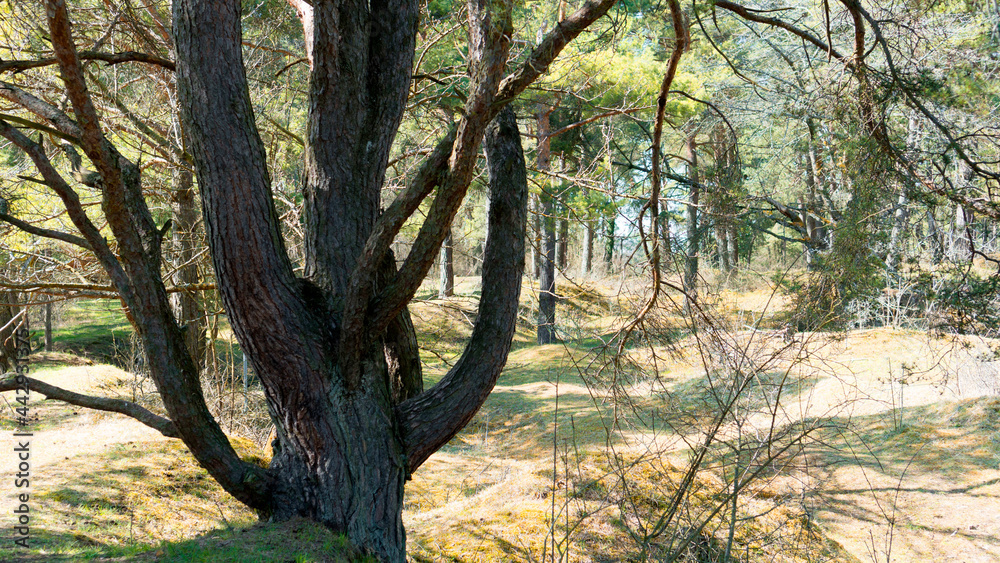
xmin=0 ymin=0 xmax=615 ymax=559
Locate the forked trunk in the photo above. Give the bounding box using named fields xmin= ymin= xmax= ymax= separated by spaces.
xmin=0 ymin=0 xmax=610 ymax=560
xmin=266 ymin=358 xmax=407 ymax=560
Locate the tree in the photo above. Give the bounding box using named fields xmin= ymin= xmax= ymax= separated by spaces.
xmin=0 ymin=0 xmax=616 ymax=560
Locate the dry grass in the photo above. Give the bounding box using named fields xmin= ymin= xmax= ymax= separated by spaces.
xmin=3 ymin=276 xmax=998 ymax=562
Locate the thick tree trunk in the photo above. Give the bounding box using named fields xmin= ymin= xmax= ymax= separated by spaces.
xmin=439 ymin=229 xmax=454 ymax=298
xmin=177 ymin=5 xmax=527 ymax=558
xmin=683 ymin=135 xmax=699 ymax=313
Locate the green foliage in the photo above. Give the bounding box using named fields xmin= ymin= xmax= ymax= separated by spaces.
xmin=927 ymin=267 xmax=1000 ymax=335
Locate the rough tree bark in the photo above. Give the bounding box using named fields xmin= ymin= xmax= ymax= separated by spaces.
xmin=604 ymin=213 xmax=615 ymax=273
xmin=0 ymin=0 xmax=615 ymax=559
xmin=557 ymin=214 xmax=569 ymax=270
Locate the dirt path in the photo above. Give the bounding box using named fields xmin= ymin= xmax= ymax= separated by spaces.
xmin=786 ymin=330 xmax=1000 ymax=563
xmin=1 ymin=364 xmax=169 ymax=516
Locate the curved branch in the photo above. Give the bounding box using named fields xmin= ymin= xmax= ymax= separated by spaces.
xmin=398 ymin=107 xmax=527 ymax=473
xmin=496 ymin=0 xmax=619 ymax=104
xmin=0 ymin=212 xmax=92 ymax=250
xmin=47 ymin=0 xmax=122 ymax=189
xmin=354 ymin=0 xmax=620 ymax=349
xmin=0 ymin=50 xmax=175 ymax=74
xmin=0 ymin=374 xmax=179 ymax=438
xmin=340 ymin=0 xmax=514 ymax=387
xmin=0 ymin=81 xmax=84 ymax=139
xmin=0 ymin=120 xmax=128 ymax=291
xmin=620 ymin=0 xmax=687 ymax=355
xmin=714 ymin=0 xmax=847 ymax=62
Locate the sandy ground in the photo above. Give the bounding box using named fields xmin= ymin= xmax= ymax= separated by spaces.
xmin=1 ymin=363 xmax=168 ymax=519
xmin=2 ymin=328 xmax=998 ymax=562
xmin=742 ymin=329 xmax=1000 ymax=563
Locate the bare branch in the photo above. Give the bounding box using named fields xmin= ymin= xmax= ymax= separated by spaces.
xmin=0 ymin=374 xmax=179 ymax=438
xmin=0 ymin=119 xmax=129 ymax=292
xmin=0 ymin=212 xmax=92 ymax=250
xmin=496 ymin=0 xmax=619 ymax=104
xmin=0 ymin=81 xmax=84 ymax=139
xmin=618 ymin=0 xmax=687 ymax=355
xmin=0 ymin=112 xmax=79 ymax=144
xmin=0 ymin=50 xmax=175 ymax=74
xmin=714 ymin=0 xmax=847 ymax=62
xmin=46 ymin=0 xmax=125 ymax=192
xmin=0 ymin=281 xmax=215 ymax=295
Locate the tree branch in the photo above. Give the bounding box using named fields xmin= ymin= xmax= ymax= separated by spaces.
xmin=398 ymin=107 xmax=527 ymax=472
xmin=362 ymin=1 xmax=514 ymax=344
xmin=714 ymin=0 xmax=847 ymax=62
xmin=496 ymin=0 xmax=619 ymax=104
xmin=0 ymin=211 xmax=92 ymax=250
xmin=0 ymin=81 xmax=84 ymax=139
xmin=0 ymin=281 xmax=215 ymax=295
xmin=619 ymin=0 xmax=687 ymax=355
xmin=0 ymin=119 xmax=129 ymax=293
xmin=0 ymin=50 xmax=175 ymax=74
xmin=46 ymin=0 xmax=123 ymax=191
xmin=0 ymin=374 xmax=179 ymax=438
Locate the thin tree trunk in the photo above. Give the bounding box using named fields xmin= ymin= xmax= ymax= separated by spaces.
xmin=728 ymin=223 xmax=738 ymax=269
xmin=44 ymin=301 xmax=52 ymax=352
xmin=683 ymin=134 xmax=699 ymax=313
xmin=580 ymin=212 xmax=593 ymax=277
xmin=536 ymin=104 xmax=557 ymax=344
xmin=556 ymin=215 xmax=569 ymax=271
xmin=539 ymin=191 xmax=557 ymax=344
xmin=951 ymin=160 xmax=974 ymax=260
xmin=887 ymin=115 xmax=920 ymax=271
xmin=439 ymin=229 xmax=454 ymax=298
xmin=660 ymin=211 xmax=671 ymax=258
xmin=170 ymin=168 xmax=206 ymax=369
xmin=531 ymin=192 xmax=541 ymax=279
xmin=603 ymin=213 xmax=615 ymax=273
xmin=717 ymin=224 xmax=731 ymax=272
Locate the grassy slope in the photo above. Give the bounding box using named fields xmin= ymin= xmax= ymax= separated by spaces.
xmin=5 ymin=280 xmax=998 ymax=561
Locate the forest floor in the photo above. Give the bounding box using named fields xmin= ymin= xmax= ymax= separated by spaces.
xmin=1 ymin=276 xmax=999 ymax=562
